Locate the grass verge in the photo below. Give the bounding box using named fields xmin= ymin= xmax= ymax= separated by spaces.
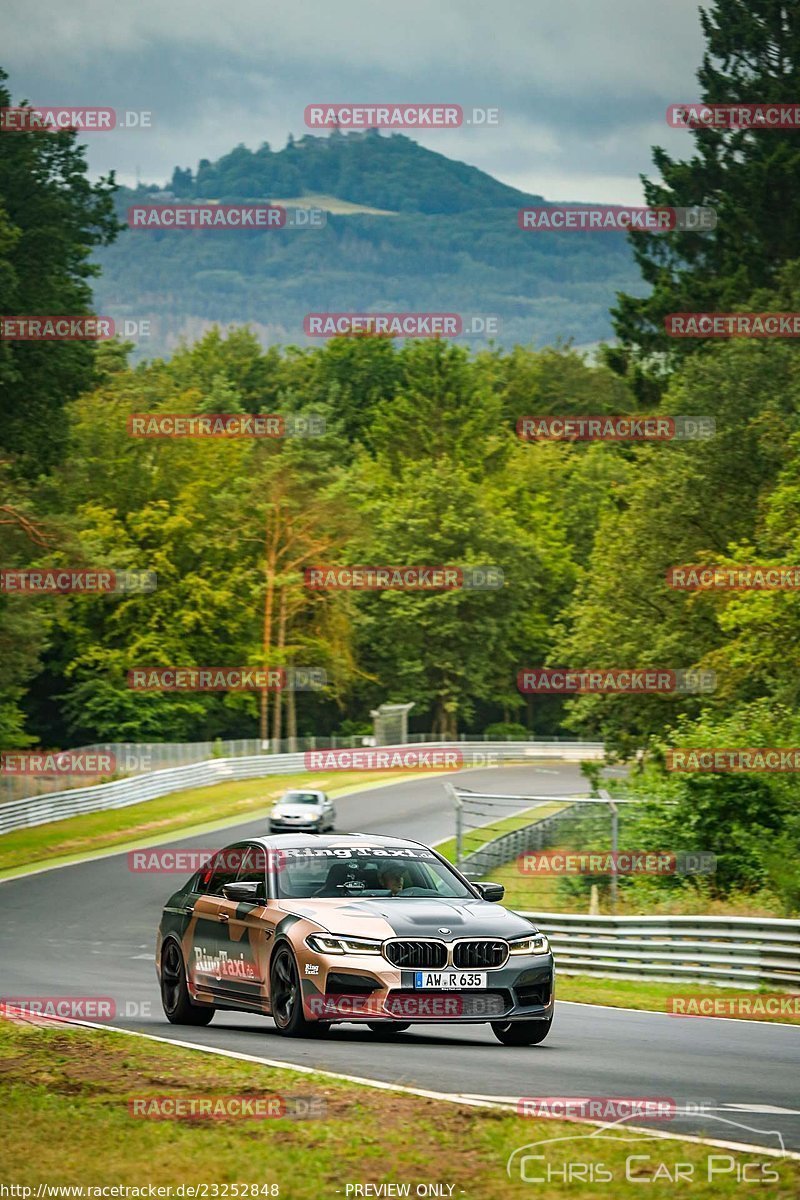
xmin=0 ymin=1018 xmax=797 ymax=1196
xmin=556 ymin=975 xmax=800 ymax=1024
xmin=482 ymin=841 xmax=790 ymax=918
xmin=484 ymin=852 xmax=587 ymax=911
xmin=0 ymin=769 xmax=438 ymax=877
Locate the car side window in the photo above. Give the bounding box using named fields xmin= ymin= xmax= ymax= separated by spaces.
xmin=199 ymin=846 xmax=245 ymax=896
xmin=236 ymin=845 xmax=268 ymax=894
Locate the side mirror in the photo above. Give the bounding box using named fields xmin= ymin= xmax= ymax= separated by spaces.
xmin=222 ymin=881 xmax=265 ymax=903
xmin=474 ymin=881 xmax=505 ymax=902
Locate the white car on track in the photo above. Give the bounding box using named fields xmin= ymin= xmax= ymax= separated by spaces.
xmin=269 ymin=789 xmax=336 ymax=833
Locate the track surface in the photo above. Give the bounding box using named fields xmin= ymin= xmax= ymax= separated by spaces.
xmin=1 ymin=763 xmax=799 ymax=1152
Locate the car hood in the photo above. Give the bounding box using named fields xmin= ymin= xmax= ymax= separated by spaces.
xmin=281 ymin=897 xmax=540 ymax=939
xmin=272 ymin=804 xmax=321 ymax=818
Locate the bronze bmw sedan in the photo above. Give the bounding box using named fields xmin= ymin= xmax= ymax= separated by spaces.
xmin=156 ymin=833 xmax=554 ymax=1044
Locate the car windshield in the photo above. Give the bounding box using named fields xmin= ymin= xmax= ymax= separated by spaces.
xmin=281 ymin=793 xmax=320 ymax=806
xmin=273 ymin=847 xmax=473 ymax=899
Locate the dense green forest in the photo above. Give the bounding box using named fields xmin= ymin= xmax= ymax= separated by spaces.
xmin=94 ymin=131 xmax=642 ymax=358
xmin=167 ymin=130 xmax=532 ymax=213
xmin=3 ymin=0 xmax=800 ymax=910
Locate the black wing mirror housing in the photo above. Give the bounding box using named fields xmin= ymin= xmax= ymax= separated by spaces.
xmin=474 ymin=881 xmax=505 ymax=902
xmin=222 ymin=881 xmax=266 ymax=902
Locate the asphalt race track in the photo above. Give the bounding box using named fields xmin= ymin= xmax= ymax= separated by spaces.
xmin=2 ymin=763 xmax=799 ymax=1153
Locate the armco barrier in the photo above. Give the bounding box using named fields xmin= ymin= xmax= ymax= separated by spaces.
xmin=2 ymin=733 xmax=601 ymax=793
xmin=452 ymin=798 xmax=800 ymax=990
xmin=520 ymin=912 xmax=800 ymax=990
xmin=0 ymin=741 xmax=604 ymax=835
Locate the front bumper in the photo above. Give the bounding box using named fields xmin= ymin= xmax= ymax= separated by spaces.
xmin=299 ymin=948 xmax=555 ymax=1024
xmin=269 ymin=820 xmax=323 ymax=832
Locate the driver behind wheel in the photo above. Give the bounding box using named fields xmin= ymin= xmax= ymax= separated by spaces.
xmin=378 ymin=866 xmax=406 ymax=895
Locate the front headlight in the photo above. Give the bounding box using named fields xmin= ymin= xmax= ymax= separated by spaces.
xmin=508 ymin=933 xmax=550 ymax=956
xmin=305 ymin=934 xmax=383 ymax=955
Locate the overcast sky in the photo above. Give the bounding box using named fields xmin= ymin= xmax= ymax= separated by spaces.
xmin=3 ymin=0 xmax=707 ymax=204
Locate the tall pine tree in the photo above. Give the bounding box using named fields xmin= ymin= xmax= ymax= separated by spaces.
xmin=611 ymin=1 xmax=800 ymax=366
xmin=0 ymin=69 xmax=120 ymax=474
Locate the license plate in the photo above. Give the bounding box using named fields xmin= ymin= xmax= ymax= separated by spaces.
xmin=413 ymin=971 xmax=487 ymax=990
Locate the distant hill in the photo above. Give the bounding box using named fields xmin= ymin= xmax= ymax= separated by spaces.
xmin=166 ymin=129 xmax=543 ymax=213
xmin=94 ymin=131 xmax=643 ymax=358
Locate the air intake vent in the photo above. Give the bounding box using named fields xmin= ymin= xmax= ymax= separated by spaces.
xmin=384 ymin=940 xmax=447 ymax=969
xmin=515 ymin=983 xmax=551 ymax=1008
xmin=325 ymin=973 xmax=380 ymax=995
xmin=453 ymin=940 xmax=508 ymax=969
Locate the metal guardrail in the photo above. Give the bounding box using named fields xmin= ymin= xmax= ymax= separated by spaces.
xmin=0 ymin=734 xmax=396 ymax=805
xmin=0 ymin=754 xmax=298 ymax=835
xmin=0 ymin=740 xmax=604 ymax=835
xmin=0 ymin=732 xmax=606 ymax=805
xmin=519 ymin=912 xmax=800 ymax=990
xmin=453 ymin=803 xmax=800 ymax=990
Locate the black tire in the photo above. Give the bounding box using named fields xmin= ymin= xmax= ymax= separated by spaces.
xmin=270 ymin=944 xmax=319 ymax=1037
xmin=367 ymin=1021 xmax=411 ymax=1036
xmin=160 ymin=939 xmax=214 ymax=1025
xmin=491 ymin=1016 xmax=552 ymax=1046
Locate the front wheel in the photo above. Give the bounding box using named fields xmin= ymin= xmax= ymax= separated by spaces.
xmin=160 ymin=940 xmax=214 ymax=1025
xmin=491 ymin=1016 xmax=552 ymax=1046
xmin=270 ymin=944 xmax=320 ymax=1037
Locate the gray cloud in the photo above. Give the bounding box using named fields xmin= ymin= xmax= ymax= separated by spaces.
xmin=3 ymin=0 xmax=707 ymax=204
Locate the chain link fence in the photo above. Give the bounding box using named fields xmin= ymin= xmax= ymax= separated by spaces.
xmin=449 ymin=787 xmax=720 ymax=915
